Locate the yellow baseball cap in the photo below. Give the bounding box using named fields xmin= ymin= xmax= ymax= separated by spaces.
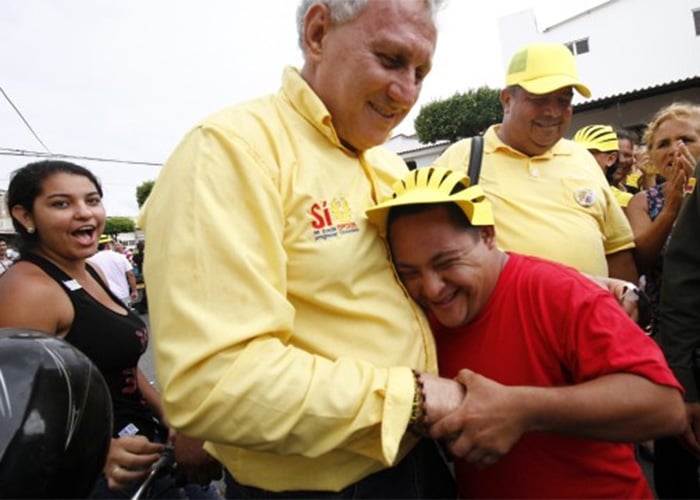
xmin=365 ymin=167 xmax=494 ymax=236
xmin=505 ymin=43 xmax=591 ymax=98
xmin=98 ymin=234 xmax=112 ymax=244
xmin=573 ymin=125 xmax=619 ymax=152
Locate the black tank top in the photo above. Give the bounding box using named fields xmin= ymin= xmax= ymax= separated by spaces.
xmin=24 ymin=253 xmax=164 ymax=441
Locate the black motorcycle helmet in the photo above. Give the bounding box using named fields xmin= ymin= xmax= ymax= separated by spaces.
xmin=0 ymin=329 xmax=112 ymax=498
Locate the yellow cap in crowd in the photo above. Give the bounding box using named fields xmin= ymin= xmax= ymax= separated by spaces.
xmin=506 ymin=42 xmax=591 ymax=98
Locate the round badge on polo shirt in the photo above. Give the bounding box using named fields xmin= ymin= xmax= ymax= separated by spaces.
xmin=574 ymin=187 xmax=597 ymax=207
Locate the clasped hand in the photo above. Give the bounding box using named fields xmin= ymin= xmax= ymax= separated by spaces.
xmin=421 ymin=370 xmax=528 ymax=468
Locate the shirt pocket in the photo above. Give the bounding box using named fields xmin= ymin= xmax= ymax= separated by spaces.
xmin=560 ymin=178 xmax=607 ymax=225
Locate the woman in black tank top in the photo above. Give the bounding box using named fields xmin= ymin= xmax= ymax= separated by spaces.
xmin=0 ymin=161 xmax=221 ymax=498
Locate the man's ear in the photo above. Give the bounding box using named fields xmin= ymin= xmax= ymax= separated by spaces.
xmin=500 ymin=88 xmax=512 ymax=114
xmin=606 ymin=152 xmax=618 ymax=168
xmin=302 ymin=3 xmax=332 ymax=63
xmin=11 ymin=205 xmax=33 ymax=232
xmin=480 ymin=226 xmax=496 ymax=247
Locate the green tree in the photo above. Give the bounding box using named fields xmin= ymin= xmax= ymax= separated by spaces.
xmin=104 ymin=216 xmax=135 ymax=235
xmin=414 ymin=87 xmax=503 ymax=143
xmin=136 ymin=180 xmax=155 ymax=208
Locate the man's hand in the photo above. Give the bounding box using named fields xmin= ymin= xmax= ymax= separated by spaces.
xmin=428 ymin=369 xmax=529 ymax=467
xmin=419 ymin=372 xmax=466 ymax=426
xmin=103 ymin=435 xmax=164 ymax=490
xmin=679 ymin=402 xmax=700 ymax=456
xmin=171 ymin=432 xmax=223 ymax=486
xmin=584 ymin=274 xmax=649 ymax=326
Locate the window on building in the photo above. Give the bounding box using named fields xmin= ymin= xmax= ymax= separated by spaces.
xmin=694 ymin=9 xmax=700 ymax=36
xmin=564 ymin=37 xmax=590 ymax=55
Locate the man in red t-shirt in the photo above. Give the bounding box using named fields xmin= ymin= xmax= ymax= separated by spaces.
xmin=366 ymin=166 xmax=685 ymax=499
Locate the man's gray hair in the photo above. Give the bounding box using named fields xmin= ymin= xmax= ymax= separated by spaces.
xmin=296 ymin=0 xmax=446 ymax=53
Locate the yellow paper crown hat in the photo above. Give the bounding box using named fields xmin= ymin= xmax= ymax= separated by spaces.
xmin=573 ymin=124 xmax=619 ymax=152
xmin=365 ymin=166 xmax=494 ymax=235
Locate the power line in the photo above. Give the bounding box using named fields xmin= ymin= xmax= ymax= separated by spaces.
xmin=0 ymin=147 xmax=162 ymax=167
xmin=0 ymin=85 xmax=52 ymax=154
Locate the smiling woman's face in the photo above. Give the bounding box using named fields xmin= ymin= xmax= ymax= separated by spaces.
xmin=14 ymin=173 xmax=105 ymax=263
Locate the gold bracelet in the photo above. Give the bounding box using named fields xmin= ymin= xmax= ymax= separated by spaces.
xmin=408 ymin=369 xmax=427 ymax=435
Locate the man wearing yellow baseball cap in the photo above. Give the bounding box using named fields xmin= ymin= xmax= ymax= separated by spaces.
xmin=366 ymin=166 xmax=684 ymax=499
xmin=434 ymin=43 xmax=637 ymax=283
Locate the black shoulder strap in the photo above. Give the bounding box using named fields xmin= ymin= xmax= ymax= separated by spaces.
xmin=467 ymin=135 xmax=484 ymax=185
xmin=23 ymin=253 xmax=71 ymax=283
xmin=23 ymin=253 xmax=110 ymax=294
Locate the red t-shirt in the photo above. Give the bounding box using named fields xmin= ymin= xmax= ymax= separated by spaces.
xmin=432 ymin=253 xmax=682 ymax=499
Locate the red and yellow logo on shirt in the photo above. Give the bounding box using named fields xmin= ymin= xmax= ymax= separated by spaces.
xmin=310 ymin=197 xmax=359 ymax=241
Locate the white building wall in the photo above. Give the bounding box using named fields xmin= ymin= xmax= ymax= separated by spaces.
xmin=408 ymin=146 xmax=450 ymax=168
xmin=384 ymin=134 xmax=450 ymax=168
xmin=383 ymin=134 xmax=422 ymax=153
xmin=499 ymin=0 xmax=700 ymax=104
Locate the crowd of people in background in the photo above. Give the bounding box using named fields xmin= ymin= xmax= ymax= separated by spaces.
xmin=0 ymin=238 xmax=15 ymax=275
xmin=570 ymin=102 xmax=700 ymax=497
xmin=0 ymin=0 xmax=698 ymax=498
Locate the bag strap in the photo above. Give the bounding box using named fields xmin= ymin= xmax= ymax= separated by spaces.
xmin=467 ymin=135 xmax=484 ymax=185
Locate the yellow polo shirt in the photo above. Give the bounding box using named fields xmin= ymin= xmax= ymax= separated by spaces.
xmin=140 ymin=67 xmax=434 ymax=491
xmin=625 ymin=171 xmax=642 ymax=191
xmin=435 ymin=125 xmax=634 ymax=276
xmin=611 ymin=186 xmax=634 ymax=208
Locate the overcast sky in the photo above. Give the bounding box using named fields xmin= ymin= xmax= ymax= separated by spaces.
xmin=0 ymin=0 xmax=605 ymax=217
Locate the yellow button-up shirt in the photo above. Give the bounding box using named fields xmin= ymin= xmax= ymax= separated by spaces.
xmin=140 ymin=67 xmax=435 ymax=491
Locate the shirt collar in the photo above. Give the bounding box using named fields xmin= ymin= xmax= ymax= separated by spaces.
xmin=484 ymin=124 xmax=574 ymax=159
xmin=281 ymin=66 xmax=348 ymax=152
